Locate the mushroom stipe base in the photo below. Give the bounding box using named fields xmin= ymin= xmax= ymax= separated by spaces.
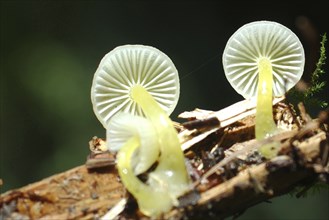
xmin=117 ymin=135 xmax=173 ymax=216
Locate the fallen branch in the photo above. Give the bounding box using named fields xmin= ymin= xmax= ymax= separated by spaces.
xmin=1 ymin=100 xmax=328 ymax=220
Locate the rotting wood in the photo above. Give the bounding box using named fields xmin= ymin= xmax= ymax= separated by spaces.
xmin=190 ymin=132 xmax=326 ymax=219
xmin=1 ymin=166 xmax=125 ymax=220
xmin=1 ymin=100 xmax=328 ymax=220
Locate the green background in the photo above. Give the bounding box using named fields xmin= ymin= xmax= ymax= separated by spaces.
xmin=1 ymin=1 xmax=328 ymax=219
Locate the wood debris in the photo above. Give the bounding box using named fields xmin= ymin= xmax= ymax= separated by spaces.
xmin=1 ymin=99 xmax=328 ymax=220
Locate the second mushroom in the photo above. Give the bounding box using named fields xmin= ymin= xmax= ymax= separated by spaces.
xmin=222 ymin=21 xmax=305 ymax=158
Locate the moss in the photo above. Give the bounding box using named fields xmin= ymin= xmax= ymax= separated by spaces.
xmin=288 ymin=33 xmax=328 ymax=111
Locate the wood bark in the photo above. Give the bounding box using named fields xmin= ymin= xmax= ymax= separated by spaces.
xmin=1 ymin=100 xmax=328 ymax=220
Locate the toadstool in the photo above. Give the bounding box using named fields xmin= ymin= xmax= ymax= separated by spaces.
xmin=222 ymin=21 xmax=305 ymax=158
xmin=91 ymin=45 xmax=190 ymax=216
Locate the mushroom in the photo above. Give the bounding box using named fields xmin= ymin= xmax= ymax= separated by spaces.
xmin=222 ymin=21 xmax=305 ymax=157
xmin=91 ymin=45 xmax=190 ymax=216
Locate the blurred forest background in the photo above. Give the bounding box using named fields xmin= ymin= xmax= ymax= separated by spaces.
xmin=1 ymin=1 xmax=328 ymax=219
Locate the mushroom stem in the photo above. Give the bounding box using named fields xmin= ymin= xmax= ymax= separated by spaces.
xmin=115 ymin=84 xmax=189 ymax=216
xmin=255 ymin=57 xmax=278 ymax=139
xmin=130 ymin=85 xmax=190 ymax=193
xmin=255 ymin=58 xmax=281 ymax=159
xmin=117 ymin=135 xmax=173 ymax=216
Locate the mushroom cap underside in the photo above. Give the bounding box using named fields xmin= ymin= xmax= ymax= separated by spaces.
xmin=222 ymin=20 xmax=305 ymax=99
xmin=91 ymin=45 xmax=180 ymax=128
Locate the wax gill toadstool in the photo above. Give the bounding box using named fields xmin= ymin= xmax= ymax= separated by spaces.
xmin=222 ymin=21 xmax=305 ymax=158
xmin=91 ymin=45 xmax=190 ymax=217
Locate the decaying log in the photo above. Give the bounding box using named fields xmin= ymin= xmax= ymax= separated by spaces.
xmin=183 ymin=132 xmax=327 ymax=219
xmin=1 ymin=99 xmax=328 ymax=220
xmin=0 ymin=165 xmax=125 ymax=220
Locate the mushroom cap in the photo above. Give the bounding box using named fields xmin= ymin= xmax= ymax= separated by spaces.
xmin=222 ymin=21 xmax=305 ymax=99
xmin=91 ymin=45 xmax=180 ymax=128
xmin=107 ymin=112 xmax=159 ymax=175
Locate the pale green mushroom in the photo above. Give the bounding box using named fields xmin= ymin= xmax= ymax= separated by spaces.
xmin=222 ymin=21 xmax=305 ymax=158
xmin=91 ymin=45 xmax=190 ymax=216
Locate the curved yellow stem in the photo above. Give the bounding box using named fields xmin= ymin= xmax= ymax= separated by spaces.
xmin=130 ymin=85 xmax=190 ymax=197
xmin=116 ymin=85 xmax=190 ymax=217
